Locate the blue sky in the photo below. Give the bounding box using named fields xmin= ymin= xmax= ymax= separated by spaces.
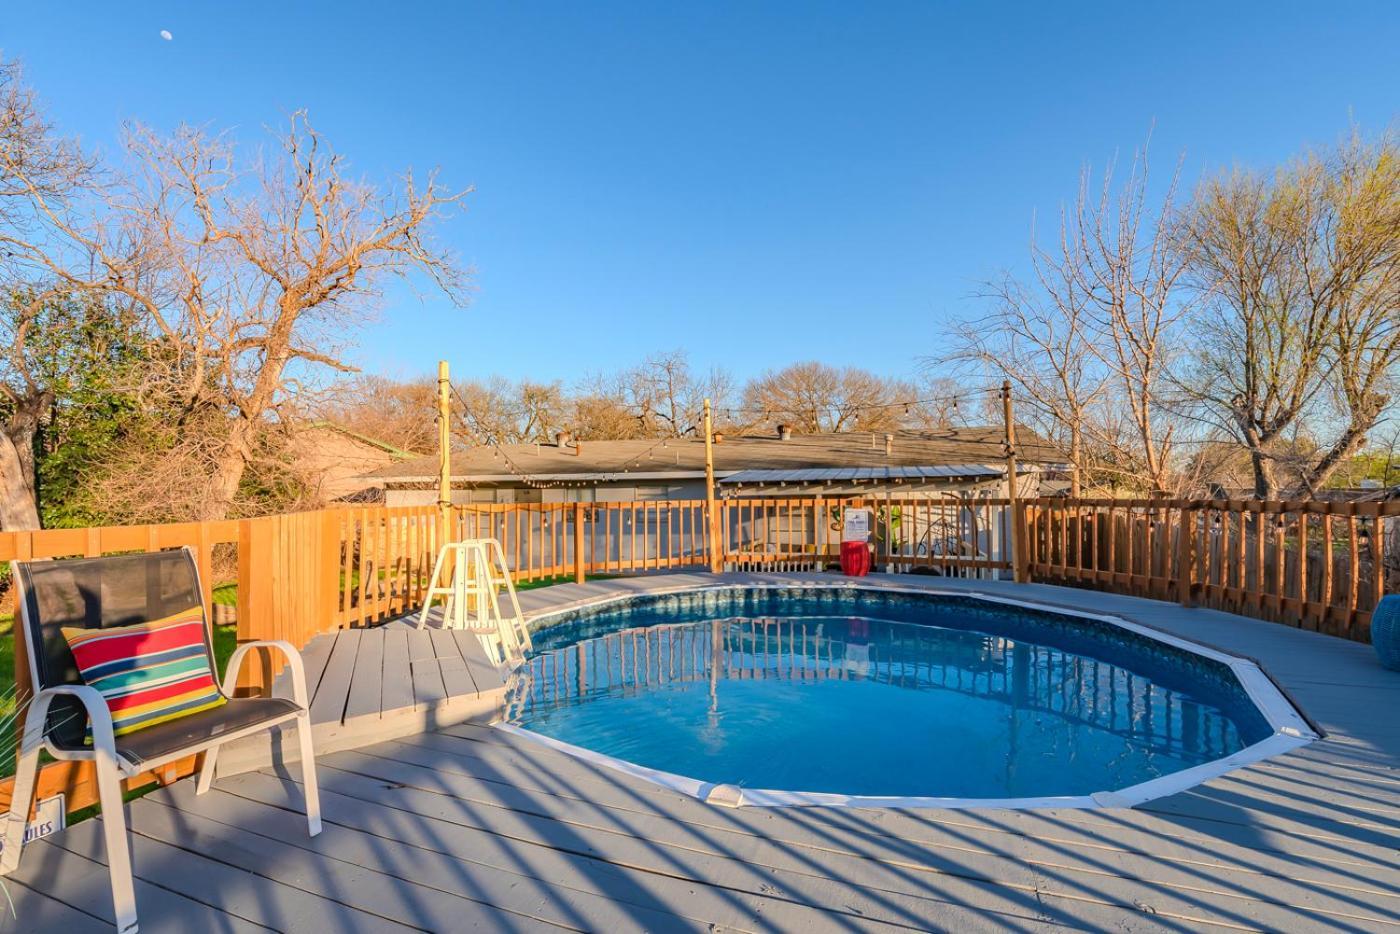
xmin=4 ymin=2 xmax=1397 ymax=386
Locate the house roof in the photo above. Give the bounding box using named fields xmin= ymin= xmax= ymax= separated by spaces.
xmin=367 ymin=426 xmax=1067 ymax=484
xmin=298 ymin=421 xmax=423 ymax=460
xmin=718 ymin=465 xmax=1019 ymax=485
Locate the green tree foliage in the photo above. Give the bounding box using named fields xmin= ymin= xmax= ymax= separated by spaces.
xmin=28 ymin=296 xmax=149 ymax=527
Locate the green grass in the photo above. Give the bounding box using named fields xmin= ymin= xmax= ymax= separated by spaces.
xmin=212 ymin=582 xmax=238 ymax=606
xmin=0 ymin=615 xmax=13 ymax=722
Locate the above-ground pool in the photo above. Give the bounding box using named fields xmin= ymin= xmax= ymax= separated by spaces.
xmin=499 ymin=586 xmax=1316 ymax=808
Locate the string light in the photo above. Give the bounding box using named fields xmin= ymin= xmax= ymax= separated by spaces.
xmin=448 ymin=383 xmax=559 ymax=490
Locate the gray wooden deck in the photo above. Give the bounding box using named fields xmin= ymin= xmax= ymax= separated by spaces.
xmin=216 ymin=607 xmax=508 ymax=775
xmin=4 ymin=573 xmax=1399 ymax=932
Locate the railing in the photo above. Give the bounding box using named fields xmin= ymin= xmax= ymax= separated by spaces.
xmin=460 ymin=500 xmax=710 ymax=579
xmin=324 ymin=496 xmax=1013 ymax=602
xmin=1026 ymin=498 xmax=1400 ymax=642
xmin=717 ymin=495 xmax=1014 ymax=576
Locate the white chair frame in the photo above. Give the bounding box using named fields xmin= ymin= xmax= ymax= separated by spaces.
xmin=0 ymin=549 xmax=321 ymax=934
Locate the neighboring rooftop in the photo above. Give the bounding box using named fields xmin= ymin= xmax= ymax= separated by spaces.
xmin=367 ymin=426 xmax=1067 ymax=484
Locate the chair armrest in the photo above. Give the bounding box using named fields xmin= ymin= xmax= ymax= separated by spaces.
xmin=22 ymin=684 xmax=119 ymax=761
xmin=222 ymin=640 xmax=310 ymax=709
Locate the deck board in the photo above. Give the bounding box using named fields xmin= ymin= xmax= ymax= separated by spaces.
xmin=400 ymin=724 xmax=1400 ymax=899
xmin=407 ymin=630 xmax=451 ymax=707
xmin=360 ymin=727 xmax=1396 ymax=930
xmin=379 ymin=628 xmax=416 ymax=713
xmin=456 ymin=630 xmax=508 ymax=695
xmin=0 ymin=877 xmax=118 ymax=934
xmin=343 ymin=628 xmax=385 ymax=722
xmin=309 ymin=630 xmax=360 ymax=725
xmin=217 ymin=614 xmax=509 ymax=777
xmin=155 ymin=778 xmax=924 ymax=933
xmin=429 ymin=627 xmax=478 ymax=698
xmin=294 ymin=631 xmax=337 ymax=704
xmin=8 ymin=819 xmax=287 ymax=933
xmin=123 ymin=794 xmax=545 ymax=932
xmin=8 ymin=573 xmax=1400 ymax=932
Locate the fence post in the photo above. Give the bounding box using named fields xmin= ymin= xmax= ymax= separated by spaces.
xmin=234 ymin=516 xmax=276 ymax=697
xmin=320 ymin=510 xmax=342 ymax=632
xmin=1177 ymin=503 xmax=1195 ymax=607
xmin=573 ymin=502 xmax=586 ymax=584
xmin=1011 ymin=500 xmax=1030 ymax=583
xmin=1015 ymin=502 xmax=1031 ymax=583
xmin=703 ymin=398 xmax=720 ymax=574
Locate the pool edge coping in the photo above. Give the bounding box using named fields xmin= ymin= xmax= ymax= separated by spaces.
xmin=500 ymin=578 xmax=1321 ymax=810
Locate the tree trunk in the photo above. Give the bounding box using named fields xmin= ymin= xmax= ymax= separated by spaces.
xmin=0 ymin=421 xmax=41 ymax=530
xmin=1069 ymin=428 xmax=1083 ymax=497
xmin=1298 ymin=418 xmax=1374 ymax=497
xmin=1250 ymin=448 xmax=1277 ymax=500
xmin=201 ymin=417 xmax=255 ymax=521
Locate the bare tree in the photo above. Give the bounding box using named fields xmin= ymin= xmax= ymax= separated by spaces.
xmin=0 ymin=289 xmax=59 ymax=528
xmin=627 ymin=350 xmax=695 ymax=436
xmin=741 ymin=362 xmax=907 ymax=434
xmin=1179 ymin=131 xmax=1400 ymax=496
xmin=570 ymin=390 xmax=646 ymax=440
xmin=0 ymin=59 xmax=100 ymax=528
xmin=1069 ymin=143 xmax=1192 ymax=493
xmin=9 ymin=113 xmax=471 ymax=519
xmin=943 ymin=254 xmax=1104 ymax=494
xmin=941 ymin=141 xmax=1188 ymax=493
xmin=626 ymin=350 xmax=732 ymax=437
xmin=898 ymin=375 xmax=964 ymax=430
xmin=566 ymin=350 xmax=734 ymax=440
xmin=0 ymin=59 xmax=94 ymax=243
xmin=453 ymin=377 xmax=566 ymax=445
xmin=315 ymin=374 xmax=437 ymax=454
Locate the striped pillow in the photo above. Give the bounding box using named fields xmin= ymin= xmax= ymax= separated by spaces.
xmin=63 ymin=611 xmax=226 ymax=739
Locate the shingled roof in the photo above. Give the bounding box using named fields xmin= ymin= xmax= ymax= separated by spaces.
xmin=367 ymin=426 xmax=1066 ymax=484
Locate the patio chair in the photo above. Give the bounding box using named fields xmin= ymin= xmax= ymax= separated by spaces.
xmin=0 ymin=547 xmax=321 ymax=934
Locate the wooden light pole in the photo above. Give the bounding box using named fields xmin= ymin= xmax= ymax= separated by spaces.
xmin=437 ymin=360 xmax=453 ymax=545
xmin=703 ymin=398 xmax=720 ymax=573
xmin=1002 ymin=380 xmax=1027 ymax=583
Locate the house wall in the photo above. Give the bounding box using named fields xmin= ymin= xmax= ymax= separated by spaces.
xmin=287 ymin=428 xmax=401 ymax=503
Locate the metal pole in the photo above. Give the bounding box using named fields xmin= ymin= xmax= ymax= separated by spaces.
xmin=437 ymin=360 xmax=453 ymax=545
xmin=704 ymin=398 xmax=720 ymax=573
xmin=1002 ymin=380 xmax=1026 ymax=583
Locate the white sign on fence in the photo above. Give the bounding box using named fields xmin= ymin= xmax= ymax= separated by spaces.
xmin=842 ymin=507 xmax=872 ymax=543
xmin=0 ymin=794 xmax=65 ymax=854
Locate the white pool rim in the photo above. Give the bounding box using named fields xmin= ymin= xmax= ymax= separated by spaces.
xmin=496 ymin=583 xmax=1319 ymax=809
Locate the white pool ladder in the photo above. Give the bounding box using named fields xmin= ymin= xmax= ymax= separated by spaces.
xmin=417 ymin=539 xmax=532 ymax=667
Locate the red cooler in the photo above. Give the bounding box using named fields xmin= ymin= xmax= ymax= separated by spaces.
xmin=840 ymin=540 xmax=871 ymax=576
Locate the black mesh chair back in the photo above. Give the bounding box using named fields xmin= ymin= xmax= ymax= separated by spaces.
xmin=12 ymin=548 xmax=215 ymax=749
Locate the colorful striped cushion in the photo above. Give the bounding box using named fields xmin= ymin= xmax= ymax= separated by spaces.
xmin=63 ymin=611 xmax=225 ymax=739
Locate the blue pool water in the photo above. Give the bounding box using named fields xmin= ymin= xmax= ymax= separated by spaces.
xmin=504 ymin=588 xmax=1274 ymax=799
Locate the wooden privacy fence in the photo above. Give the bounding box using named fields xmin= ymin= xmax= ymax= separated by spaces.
xmin=1025 ymin=498 xmax=1400 ymax=642
xmin=2 ymin=493 xmax=1397 ymax=818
